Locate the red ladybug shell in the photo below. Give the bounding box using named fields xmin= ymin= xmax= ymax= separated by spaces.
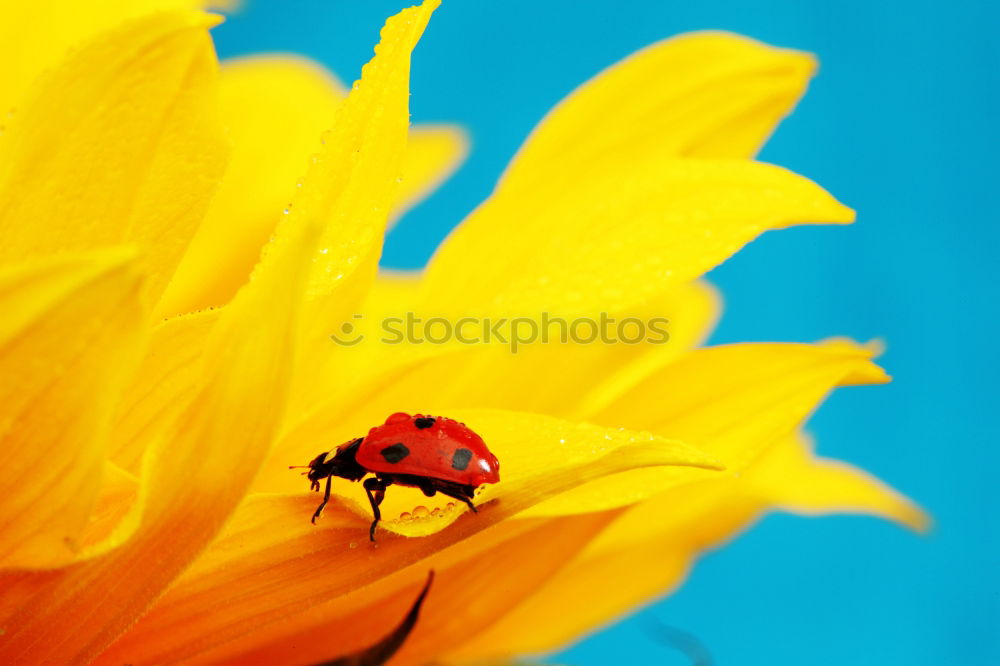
xmin=355 ymin=412 xmax=500 ymax=487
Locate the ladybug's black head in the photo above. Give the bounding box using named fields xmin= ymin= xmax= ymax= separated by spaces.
xmin=306 ymin=451 xmax=334 ymax=487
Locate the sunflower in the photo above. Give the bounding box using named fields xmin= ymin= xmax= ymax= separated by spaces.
xmin=0 ymin=1 xmax=925 ymax=664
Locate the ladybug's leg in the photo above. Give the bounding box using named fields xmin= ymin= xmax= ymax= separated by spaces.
xmin=311 ymin=475 xmax=333 ymax=524
xmin=431 ymin=482 xmax=479 ymax=514
xmin=363 ymin=476 xmax=390 ymax=541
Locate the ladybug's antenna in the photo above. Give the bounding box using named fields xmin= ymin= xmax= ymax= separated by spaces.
xmin=288 ymin=465 xmax=310 ymax=469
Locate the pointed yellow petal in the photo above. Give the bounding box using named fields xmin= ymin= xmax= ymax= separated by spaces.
xmin=90 ymin=408 xmax=719 ymax=664
xmin=97 ymin=512 xmax=618 ymax=665
xmin=0 ymin=11 xmax=228 ymax=304
xmin=419 ymin=29 xmax=840 ymax=317
xmin=422 ymin=157 xmax=852 ymax=317
xmin=0 ymin=249 xmax=145 ymax=569
xmin=748 ymin=432 xmax=929 ymax=531
xmin=522 ymin=341 xmax=888 ymax=517
xmin=0 ymin=173 xmax=320 ymax=666
xmin=501 ymin=31 xmax=816 ymax=197
xmin=156 ymin=55 xmax=347 ymax=317
xmin=267 ymin=1 xmax=440 ymax=414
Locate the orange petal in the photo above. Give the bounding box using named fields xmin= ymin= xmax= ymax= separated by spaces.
xmin=0 ymin=249 xmax=145 ymax=569
xmin=92 ymin=411 xmax=720 ymax=664
xmin=0 ymin=11 xmax=228 ymax=305
xmin=101 ymin=512 xmax=619 ymax=665
xmin=0 ymin=158 xmax=320 ymax=665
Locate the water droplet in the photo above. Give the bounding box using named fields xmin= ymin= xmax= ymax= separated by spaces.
xmin=319 ymin=247 xmax=329 ymax=255
xmin=282 ymin=208 xmax=289 ymax=215
xmin=348 ymin=541 xmax=358 ymax=549
xmin=399 ymin=511 xmax=412 ymax=522
xmin=446 ymin=502 xmax=455 ymax=510
xmin=413 ymin=506 xmax=429 ymax=518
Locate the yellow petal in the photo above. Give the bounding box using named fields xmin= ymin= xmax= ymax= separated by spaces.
xmin=421 ymin=157 xmax=852 ymax=317
xmin=450 ymin=429 xmax=924 ymax=660
xmin=501 ymin=31 xmax=817 ymax=197
xmin=374 ymin=409 xmax=723 ymax=538
xmin=270 ymin=277 xmax=717 ymax=478
xmin=156 ymin=55 xmax=347 ymax=317
xmin=108 ymin=309 xmax=219 ymax=473
xmin=419 ymin=29 xmax=841 ymax=318
xmin=273 ymin=1 xmax=440 ymax=414
xmin=91 ymin=408 xmax=719 ymax=664
xmin=522 ymin=341 xmax=889 ymax=517
xmin=0 ymin=1 xmax=222 ymax=116
xmin=0 ymin=161 xmax=320 ymax=666
xmin=0 ymin=11 xmax=228 ymax=304
xmin=158 ymin=56 xmax=467 ymax=318
xmin=0 ymin=249 xmax=145 ymax=569
xmin=748 ymin=432 xmax=929 ymax=531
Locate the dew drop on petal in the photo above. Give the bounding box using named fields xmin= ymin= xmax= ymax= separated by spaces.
xmin=348 ymin=541 xmax=358 ymax=550
xmin=413 ymin=506 xmax=429 ymax=518
xmin=399 ymin=511 xmax=412 ymax=522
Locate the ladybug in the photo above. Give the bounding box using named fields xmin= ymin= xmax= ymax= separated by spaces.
xmin=291 ymin=412 xmax=500 ymax=540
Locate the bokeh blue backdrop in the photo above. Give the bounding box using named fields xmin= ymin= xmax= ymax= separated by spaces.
xmin=214 ymin=2 xmax=998 ymax=664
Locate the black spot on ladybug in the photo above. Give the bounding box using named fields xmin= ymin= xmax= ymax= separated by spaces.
xmin=451 ymin=448 xmax=473 ymax=471
xmin=381 ymin=442 xmax=410 ymax=464
xmin=414 ymin=417 xmax=436 ymax=429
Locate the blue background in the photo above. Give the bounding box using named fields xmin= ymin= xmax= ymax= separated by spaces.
xmin=214 ymin=2 xmax=998 ymax=664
